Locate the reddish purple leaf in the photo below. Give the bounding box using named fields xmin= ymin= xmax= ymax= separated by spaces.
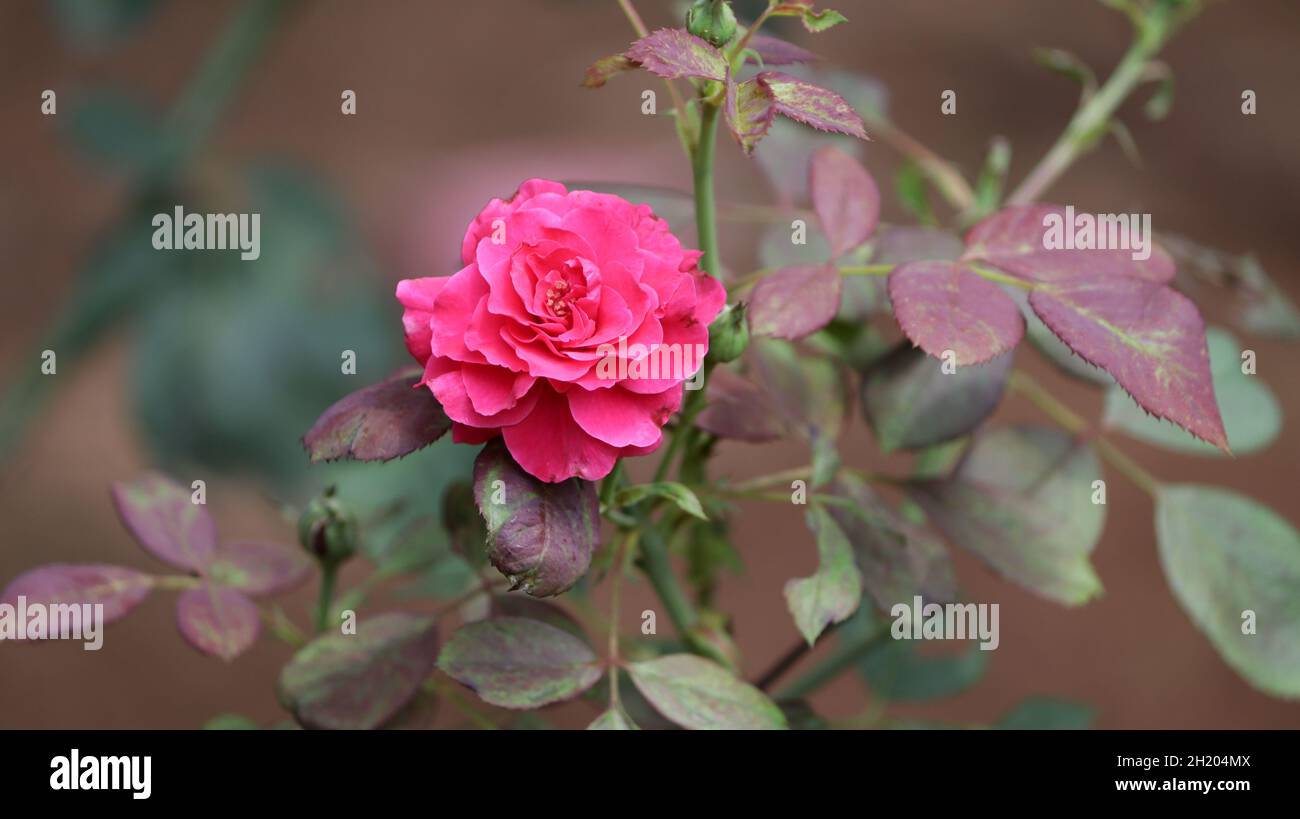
xmin=1030 ymin=278 xmax=1228 ymax=450
xmin=582 ymin=54 xmax=635 ymax=88
xmin=206 ymin=542 xmax=312 ymax=597
xmin=696 ymin=366 xmax=787 ymax=442
xmin=748 ymin=264 xmax=842 ymax=339
xmin=303 ymin=368 xmax=450 ymax=463
xmin=747 ymin=34 xmax=819 ymax=66
xmin=176 ymin=584 xmax=261 ymax=661
xmin=625 ymin=28 xmax=727 ymax=82
xmin=888 ymin=261 xmax=1025 ymax=365
xmin=111 ymin=473 xmax=217 ymax=572
xmin=810 ymin=146 xmax=880 ymax=257
xmin=724 ymin=77 xmax=776 ymax=155
xmin=278 ymin=613 xmax=440 ymax=730
xmin=756 ymin=71 xmax=867 ymax=140
xmin=1 ymin=564 xmax=152 ymax=625
xmin=962 ymin=204 xmax=1175 ymax=285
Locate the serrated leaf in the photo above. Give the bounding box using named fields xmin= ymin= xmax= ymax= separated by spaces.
xmin=771 ymin=3 xmax=849 ymax=32
xmin=627 ymin=654 xmax=787 ymax=729
xmin=996 ymin=697 xmax=1095 ymax=729
xmin=588 ymin=706 xmax=639 ymax=730
xmin=888 ymin=261 xmax=1025 ymax=365
xmin=962 ymin=204 xmax=1175 ymax=284
xmin=748 ymin=264 xmax=841 ymax=339
xmin=907 ymin=425 xmax=1105 ymax=605
xmin=859 ymin=639 xmax=988 ymax=701
xmin=437 ymin=617 xmax=602 ymax=709
xmin=862 ymin=343 xmax=1012 ymax=452
xmin=205 ymin=541 xmax=312 ymax=596
xmin=724 ymin=76 xmax=776 ymax=155
xmin=582 ymin=54 xmax=635 ymax=88
xmin=615 ymin=482 xmax=707 ymax=520
xmin=810 ymin=146 xmax=880 ymax=257
xmin=302 ymin=368 xmax=451 ymax=463
xmin=472 ymin=441 xmax=599 ymax=597
xmin=111 ymin=472 xmax=217 ymax=572
xmin=826 ymin=474 xmax=957 ymax=609
xmin=0 ymin=564 xmax=152 ymax=626
xmin=625 ymin=28 xmax=727 ymax=82
xmin=1030 ymin=277 xmax=1227 ymax=451
xmin=1104 ymin=327 xmax=1278 ymax=455
xmin=1156 ymin=485 xmax=1300 ymax=698
xmin=757 ymin=71 xmax=867 ymax=140
xmin=278 ymin=613 xmax=440 ymax=729
xmin=175 ymin=584 xmax=260 ymax=661
xmin=785 ymin=505 xmax=863 ymax=645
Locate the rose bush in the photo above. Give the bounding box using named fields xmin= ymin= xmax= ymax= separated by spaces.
xmin=397 ymin=179 xmax=724 ymax=482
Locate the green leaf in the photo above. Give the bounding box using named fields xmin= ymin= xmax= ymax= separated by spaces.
xmin=907 ymin=425 xmax=1105 ymax=605
xmin=771 ymin=3 xmax=849 ymax=32
xmin=278 ymin=613 xmax=440 ymax=730
xmin=894 ymin=160 xmax=934 ymax=225
xmin=784 ymin=505 xmax=863 ymax=645
xmin=859 ymin=640 xmax=987 ymax=701
xmin=996 ymin=697 xmax=1095 ymax=729
xmin=614 ymin=482 xmax=707 ymax=520
xmin=1104 ymin=328 xmax=1280 ymax=455
xmin=627 ymin=654 xmax=788 ymax=729
xmin=437 ymin=617 xmax=602 ymax=709
xmin=588 ymin=707 xmax=639 ymax=730
xmin=1156 ymin=485 xmax=1300 ymax=698
xmin=861 ymin=343 xmax=1012 ymax=453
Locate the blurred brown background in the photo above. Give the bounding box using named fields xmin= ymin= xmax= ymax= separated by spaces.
xmin=1 ymin=0 xmax=1298 ymax=729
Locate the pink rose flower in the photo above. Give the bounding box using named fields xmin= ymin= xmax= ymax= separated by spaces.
xmin=397 ymin=179 xmax=725 ymax=482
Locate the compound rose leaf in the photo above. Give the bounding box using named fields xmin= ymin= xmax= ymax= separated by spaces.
xmin=437 ymin=617 xmax=602 ymax=709
xmin=887 ymin=261 xmax=1024 ymax=365
xmin=0 ymin=564 xmax=152 ymax=626
xmin=962 ymin=204 xmax=1175 ymax=284
xmin=1029 ymin=278 xmax=1227 ymax=451
xmin=810 ymin=146 xmax=880 ymax=257
xmin=278 ymin=612 xmax=439 ymax=729
xmin=625 ymin=28 xmax=727 ymax=82
xmin=756 ymin=71 xmax=867 ymax=140
xmin=748 ymin=264 xmax=841 ymax=339
xmin=176 ymin=584 xmax=261 ymax=662
xmin=302 ymin=368 xmax=450 ymax=463
xmin=111 ymin=472 xmax=217 ymax=572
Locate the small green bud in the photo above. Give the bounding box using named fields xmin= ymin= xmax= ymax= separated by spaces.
xmin=686 ymin=0 xmax=737 ymax=48
xmin=707 ymin=302 xmax=749 ymax=363
xmin=297 ymin=486 xmax=358 ymax=567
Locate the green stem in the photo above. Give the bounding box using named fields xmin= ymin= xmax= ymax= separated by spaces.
xmin=1008 ymin=370 xmax=1160 ymax=496
xmin=637 ymin=526 xmax=696 ymax=637
xmin=314 ymin=563 xmax=338 ymax=634
xmin=1007 ymin=5 xmax=1176 ymax=205
xmin=693 ymin=101 xmax=723 ymax=278
xmin=777 ymin=622 xmax=889 ymax=701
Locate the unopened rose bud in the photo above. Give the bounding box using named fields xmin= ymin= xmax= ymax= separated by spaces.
xmin=707 ymin=302 xmax=749 ymax=363
xmin=686 ymin=0 xmax=737 ymax=48
xmin=297 ymin=486 xmax=358 ymax=567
